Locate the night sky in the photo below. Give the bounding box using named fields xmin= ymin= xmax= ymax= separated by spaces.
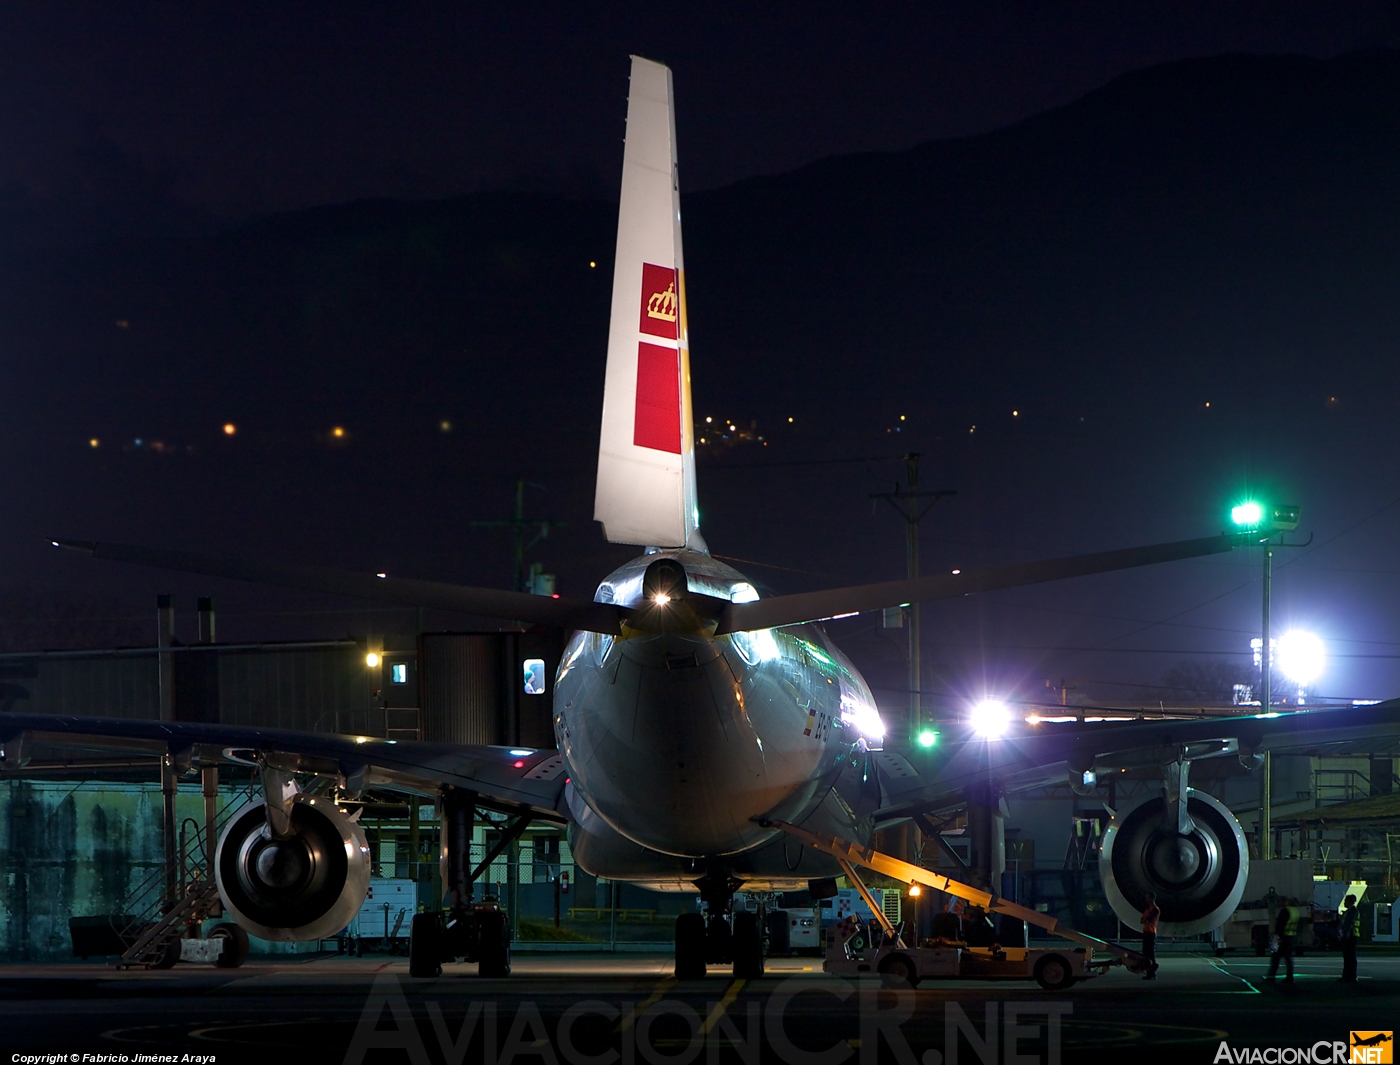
xmin=4 ymin=3 xmax=1400 ymax=717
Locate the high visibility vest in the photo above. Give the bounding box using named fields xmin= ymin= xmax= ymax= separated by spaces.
xmin=1342 ymin=907 xmax=1361 ymax=937
xmin=1281 ymin=907 xmax=1299 ymax=936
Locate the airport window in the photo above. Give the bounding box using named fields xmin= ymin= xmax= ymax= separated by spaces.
xmin=523 ymin=658 xmax=547 ymax=695
xmin=390 ymin=663 xmax=407 ymax=685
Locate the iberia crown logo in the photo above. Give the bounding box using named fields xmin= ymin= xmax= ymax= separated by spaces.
xmin=638 ymin=262 xmax=679 ymax=339
xmin=1351 ymin=1032 xmax=1393 ymax=1064
xmin=647 ymin=280 xmax=677 ymax=322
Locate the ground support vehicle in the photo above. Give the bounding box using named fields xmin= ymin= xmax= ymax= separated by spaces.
xmin=772 ymin=819 xmax=1148 ymax=989
xmin=821 ymin=914 xmax=1108 ymax=990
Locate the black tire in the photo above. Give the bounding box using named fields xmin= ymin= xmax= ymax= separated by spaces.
xmin=675 ymin=913 xmax=707 ymax=979
xmin=149 ymin=934 xmax=181 ymax=970
xmin=408 ymin=913 xmax=443 ymax=978
xmin=209 ymin=923 xmax=250 ymax=969
xmin=877 ymin=952 xmax=920 ymax=988
xmin=732 ymin=912 xmax=765 ymax=979
xmin=1032 ymin=953 xmax=1075 ymax=991
xmin=477 ymin=911 xmax=511 ymax=977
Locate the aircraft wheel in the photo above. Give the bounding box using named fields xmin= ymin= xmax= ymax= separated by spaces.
xmin=209 ymin=923 xmax=250 ymax=968
xmin=675 ymin=913 xmax=706 ymax=979
xmin=477 ymin=911 xmax=511 ymax=977
xmin=147 ymin=933 xmax=181 ymax=970
xmin=409 ymin=913 xmax=444 ymax=978
xmin=877 ymin=952 xmax=920 ymax=988
xmin=732 ymin=912 xmax=764 ymax=978
xmin=1033 ymin=953 xmax=1075 ymax=991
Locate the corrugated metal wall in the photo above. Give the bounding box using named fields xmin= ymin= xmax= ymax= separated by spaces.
xmin=217 ymin=646 xmax=376 ymax=734
xmin=0 ymin=634 xmax=544 ymax=748
xmin=0 ymin=654 xmax=159 ymax=719
xmin=418 ymin=633 xmax=513 ymax=745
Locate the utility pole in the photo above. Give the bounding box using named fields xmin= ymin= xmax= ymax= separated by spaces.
xmin=471 ymin=479 xmax=568 ymax=592
xmin=1259 ymin=541 xmax=1273 ymax=858
xmin=871 ymin=454 xmax=955 ymax=744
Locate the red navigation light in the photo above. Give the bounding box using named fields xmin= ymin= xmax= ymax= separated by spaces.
xmin=513 ymin=760 xmax=525 ymax=768
xmin=551 ymin=593 xmax=560 ymax=599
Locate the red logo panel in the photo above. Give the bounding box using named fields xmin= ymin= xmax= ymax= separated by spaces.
xmin=639 ymin=263 xmax=679 ymax=339
xmin=633 ymin=342 xmax=681 ymax=453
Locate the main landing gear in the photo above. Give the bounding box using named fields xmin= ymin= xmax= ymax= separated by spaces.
xmin=407 ymin=786 xmax=521 ymax=978
xmin=674 ymin=871 xmax=764 ymax=979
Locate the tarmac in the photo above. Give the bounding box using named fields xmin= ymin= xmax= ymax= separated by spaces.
xmin=0 ymin=950 xmax=1395 ymax=1063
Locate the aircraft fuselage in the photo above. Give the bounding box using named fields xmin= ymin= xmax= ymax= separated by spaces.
xmin=553 ymin=550 xmax=883 ymax=865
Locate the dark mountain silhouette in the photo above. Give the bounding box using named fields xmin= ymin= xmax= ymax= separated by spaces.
xmin=2 ymin=49 xmax=1398 ymax=701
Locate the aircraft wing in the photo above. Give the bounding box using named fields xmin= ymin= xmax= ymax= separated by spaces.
xmin=0 ymin=713 xmax=569 ymax=820
xmin=866 ymin=701 xmax=1400 ymax=819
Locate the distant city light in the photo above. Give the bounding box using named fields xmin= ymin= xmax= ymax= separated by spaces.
xmin=222 ymin=423 xmax=236 ymax=436
xmin=706 ymin=416 xmax=713 ymax=423
xmin=375 ymin=572 xmax=387 ymax=579
xmin=1012 ymin=410 xmax=1019 ymax=416
xmin=89 ymin=438 xmax=99 ymax=448
xmin=439 ymin=420 xmax=452 ymax=432
xmin=970 ymin=699 xmax=1011 ymax=739
xmin=788 ymin=417 xmax=794 ymax=423
xmin=1232 ymin=501 xmax=1262 ymax=526
xmin=951 ymin=569 xmax=960 ymax=574
xmin=589 ymin=261 xmax=596 ymax=268
xmin=1277 ymin=630 xmax=1325 ymax=686
xmin=1205 ymin=401 xmax=1211 ymax=407
xmin=899 ymin=415 xmax=906 ymax=421
xmin=332 ymin=427 xmax=345 ymax=438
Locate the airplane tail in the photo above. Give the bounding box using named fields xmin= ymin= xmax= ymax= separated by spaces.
xmin=593 ymin=56 xmax=703 ymax=551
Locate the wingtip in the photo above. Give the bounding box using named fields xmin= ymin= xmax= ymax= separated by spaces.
xmin=51 ymin=539 xmax=97 ymax=553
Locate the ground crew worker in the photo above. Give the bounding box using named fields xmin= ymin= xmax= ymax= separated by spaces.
xmin=1339 ymin=893 xmax=1360 ymax=983
xmin=1266 ymin=897 xmax=1298 ymax=985
xmin=1140 ymin=892 xmax=1160 ymax=980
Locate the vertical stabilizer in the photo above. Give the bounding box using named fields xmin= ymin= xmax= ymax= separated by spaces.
xmin=594 ymin=56 xmax=702 ymax=550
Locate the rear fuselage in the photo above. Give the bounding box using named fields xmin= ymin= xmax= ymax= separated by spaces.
xmin=553 ymin=550 xmax=883 ymax=862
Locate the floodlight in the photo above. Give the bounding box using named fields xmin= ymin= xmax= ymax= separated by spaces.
xmin=1276 ymin=630 xmax=1325 ymax=686
xmin=1232 ymin=502 xmax=1263 ymax=527
xmin=365 ymin=652 xmax=381 ymax=668
xmin=908 ymin=883 xmax=923 ymax=898
xmin=970 ymin=699 xmax=1011 ymax=739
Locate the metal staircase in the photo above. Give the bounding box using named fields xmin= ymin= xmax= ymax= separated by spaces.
xmin=106 ymin=777 xmax=256 ymax=969
xmin=117 ymin=879 xmax=223 ymax=969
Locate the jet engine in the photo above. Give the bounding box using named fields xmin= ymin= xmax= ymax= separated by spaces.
xmin=1099 ymin=789 xmax=1249 ymax=937
xmin=215 ymin=798 xmax=371 ymax=942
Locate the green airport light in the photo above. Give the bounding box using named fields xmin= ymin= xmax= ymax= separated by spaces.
xmin=1231 ymin=501 xmax=1263 ymax=527
xmin=916 ymin=728 xmax=938 ymax=748
xmin=1231 ymin=501 xmax=1300 ymax=532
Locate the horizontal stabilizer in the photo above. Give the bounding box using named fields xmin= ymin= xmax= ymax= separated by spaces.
xmin=718 ymin=533 xmax=1244 ymax=633
xmin=54 ymin=540 xmax=625 ymax=635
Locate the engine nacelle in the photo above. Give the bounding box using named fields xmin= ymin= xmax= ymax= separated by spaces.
xmin=1100 ymin=789 xmax=1249 ymax=937
xmin=216 ymin=798 xmax=371 ymax=942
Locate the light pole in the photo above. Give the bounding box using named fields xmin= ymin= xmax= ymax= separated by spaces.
xmin=1230 ymin=500 xmax=1309 ymax=859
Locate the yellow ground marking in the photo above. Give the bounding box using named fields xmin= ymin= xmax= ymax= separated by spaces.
xmin=616 ymin=977 xmax=676 ymax=1031
xmin=699 ymin=979 xmax=746 ymax=1035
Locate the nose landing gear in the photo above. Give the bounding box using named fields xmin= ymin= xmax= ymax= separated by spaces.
xmin=674 ymin=870 xmax=764 ymax=979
